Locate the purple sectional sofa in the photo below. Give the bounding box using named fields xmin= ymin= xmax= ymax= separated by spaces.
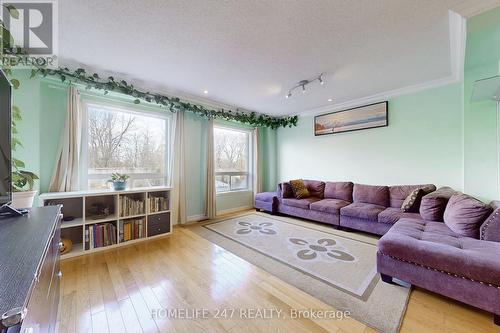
xmin=254 ymin=180 xmax=500 ymax=324
xmin=267 ymin=180 xmax=436 ymax=235
xmin=378 ymin=198 xmax=500 ymax=325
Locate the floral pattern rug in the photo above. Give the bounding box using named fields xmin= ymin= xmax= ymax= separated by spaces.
xmin=209 ymin=214 xmax=377 ymax=297
xmin=192 ymin=213 xmax=410 ymax=333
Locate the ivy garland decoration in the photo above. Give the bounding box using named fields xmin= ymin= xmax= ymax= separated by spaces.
xmin=31 ymin=67 xmax=298 ymax=129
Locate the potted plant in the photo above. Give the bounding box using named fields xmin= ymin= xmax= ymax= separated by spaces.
xmin=11 ymin=106 xmax=39 ymax=208
xmin=108 ymin=173 xmax=129 ymax=191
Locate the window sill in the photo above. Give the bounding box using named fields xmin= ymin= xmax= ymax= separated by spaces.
xmin=216 ymin=190 xmax=253 ymax=197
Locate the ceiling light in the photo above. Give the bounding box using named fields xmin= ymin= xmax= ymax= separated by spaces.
xmin=328 ymin=98 xmax=333 ymax=102
xmin=203 ymin=90 xmax=208 ymax=94
xmin=285 ymin=73 xmax=326 ymax=99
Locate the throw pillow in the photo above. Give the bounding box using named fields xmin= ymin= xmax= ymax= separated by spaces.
xmin=281 ymin=182 xmax=294 ymax=198
xmin=420 ymin=187 xmax=456 ymax=221
xmin=289 ymin=179 xmax=310 ymax=199
xmin=444 ymin=193 xmax=493 ymax=238
xmin=401 ymin=188 xmax=423 ymax=212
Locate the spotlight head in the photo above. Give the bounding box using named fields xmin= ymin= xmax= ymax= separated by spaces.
xmin=319 ymin=75 xmax=324 ymax=85
xmin=286 ymin=92 xmax=292 ymax=99
xmin=302 ymin=85 xmax=306 ymax=93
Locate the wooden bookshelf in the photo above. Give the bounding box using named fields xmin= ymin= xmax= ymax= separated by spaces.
xmin=40 ymin=187 xmax=172 ymax=259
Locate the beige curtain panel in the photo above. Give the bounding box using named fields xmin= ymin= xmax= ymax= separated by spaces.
xmin=170 ymin=110 xmax=187 ymax=225
xmin=48 ymin=86 xmax=82 ymax=192
xmin=253 ymin=127 xmax=262 ymax=195
xmin=206 ymin=118 xmax=217 ymax=219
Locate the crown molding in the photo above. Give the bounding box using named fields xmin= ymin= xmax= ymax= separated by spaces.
xmin=296 ymin=10 xmax=466 ymax=118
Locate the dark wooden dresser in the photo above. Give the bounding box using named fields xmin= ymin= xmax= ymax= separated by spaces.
xmin=0 ymin=206 xmax=62 ymax=333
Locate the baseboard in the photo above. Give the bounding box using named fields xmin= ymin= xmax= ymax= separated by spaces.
xmin=217 ymin=206 xmax=254 ymax=216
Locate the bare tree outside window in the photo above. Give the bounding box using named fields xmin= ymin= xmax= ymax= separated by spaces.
xmin=87 ymin=105 xmax=168 ymax=189
xmin=214 ymin=127 xmax=250 ymax=192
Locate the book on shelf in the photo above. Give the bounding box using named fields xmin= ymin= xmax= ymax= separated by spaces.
xmin=119 ymin=218 xmax=145 ymax=242
xmin=120 ymin=196 xmax=145 ymax=217
xmin=149 ymin=196 xmax=169 ymax=213
xmin=86 ymin=222 xmax=117 ymax=250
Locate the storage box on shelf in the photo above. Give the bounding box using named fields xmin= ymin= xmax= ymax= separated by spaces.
xmin=40 ymin=187 xmax=172 ymax=259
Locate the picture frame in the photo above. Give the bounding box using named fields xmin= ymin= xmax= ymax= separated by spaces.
xmin=314 ymin=101 xmax=388 ymax=136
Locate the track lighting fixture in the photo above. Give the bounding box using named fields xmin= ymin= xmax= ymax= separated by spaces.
xmin=285 ymin=73 xmax=326 ymax=99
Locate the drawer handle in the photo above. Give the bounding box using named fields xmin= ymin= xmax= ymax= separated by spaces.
xmin=1 ymin=307 xmax=27 ymax=327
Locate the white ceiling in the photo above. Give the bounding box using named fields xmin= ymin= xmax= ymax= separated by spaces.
xmin=58 ymin=0 xmax=498 ymax=117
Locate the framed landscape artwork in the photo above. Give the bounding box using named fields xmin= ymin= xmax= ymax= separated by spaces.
xmin=314 ymin=101 xmax=388 ymax=136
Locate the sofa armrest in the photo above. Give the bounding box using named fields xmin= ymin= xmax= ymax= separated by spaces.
xmin=481 ymin=201 xmax=500 ymax=242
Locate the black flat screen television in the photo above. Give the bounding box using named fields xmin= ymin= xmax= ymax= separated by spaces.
xmin=0 ymin=69 xmax=12 ymax=206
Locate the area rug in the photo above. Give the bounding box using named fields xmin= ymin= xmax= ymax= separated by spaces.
xmin=192 ymin=213 xmax=410 ymax=333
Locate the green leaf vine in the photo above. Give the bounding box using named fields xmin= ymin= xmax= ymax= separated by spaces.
xmin=32 ymin=67 xmax=298 ymax=129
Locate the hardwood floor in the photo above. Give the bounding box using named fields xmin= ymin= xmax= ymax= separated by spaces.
xmin=57 ymin=214 xmax=498 ymax=333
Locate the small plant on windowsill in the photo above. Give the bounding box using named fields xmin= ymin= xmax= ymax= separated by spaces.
xmin=108 ymin=173 xmax=130 ymax=191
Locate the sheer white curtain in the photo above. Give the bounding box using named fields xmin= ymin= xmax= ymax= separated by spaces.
xmin=206 ymin=118 xmax=217 ymax=219
xmin=170 ymin=110 xmax=187 ymax=225
xmin=253 ymin=127 xmax=262 ymax=195
xmin=48 ymin=86 xmax=82 ymax=192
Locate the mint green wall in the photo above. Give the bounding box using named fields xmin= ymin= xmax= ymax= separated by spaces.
xmin=277 ymin=83 xmax=464 ymax=190
xmin=39 ymin=81 xmax=67 ymax=192
xmin=260 ymin=127 xmax=278 ymax=192
xmin=11 ymin=70 xmax=41 ymax=194
xmin=463 ymin=6 xmax=500 ymax=201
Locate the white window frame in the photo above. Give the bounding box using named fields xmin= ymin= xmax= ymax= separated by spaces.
xmin=80 ymin=99 xmax=172 ymax=190
xmin=214 ymin=124 xmax=253 ymax=194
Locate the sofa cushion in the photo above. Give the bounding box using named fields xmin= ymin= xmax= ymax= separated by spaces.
xmin=282 ymin=197 xmax=320 ymax=209
xmin=310 ymin=199 xmax=351 ymax=215
xmin=401 ymin=188 xmax=422 ymax=213
xmin=353 ymin=184 xmax=390 ymax=207
xmin=444 ymin=193 xmax=492 ymax=238
xmin=290 ymin=179 xmax=310 ymax=199
xmin=255 ymin=192 xmax=277 ymax=203
xmin=324 ymin=182 xmax=354 ymax=202
xmin=304 ymin=180 xmax=326 ymax=199
xmin=419 ymin=186 xmax=456 ymax=221
xmin=340 ymin=202 xmax=386 ymax=221
xmin=481 ymin=201 xmax=500 ymax=242
xmin=378 ymin=218 xmax=500 ymax=286
xmin=389 ymin=184 xmax=436 ymax=209
xmin=378 ymin=207 xmax=423 ymax=224
xmin=280 ymin=182 xmax=294 ymax=198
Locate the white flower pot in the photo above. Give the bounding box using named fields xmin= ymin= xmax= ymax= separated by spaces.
xmin=12 ymin=190 xmax=37 ymax=209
